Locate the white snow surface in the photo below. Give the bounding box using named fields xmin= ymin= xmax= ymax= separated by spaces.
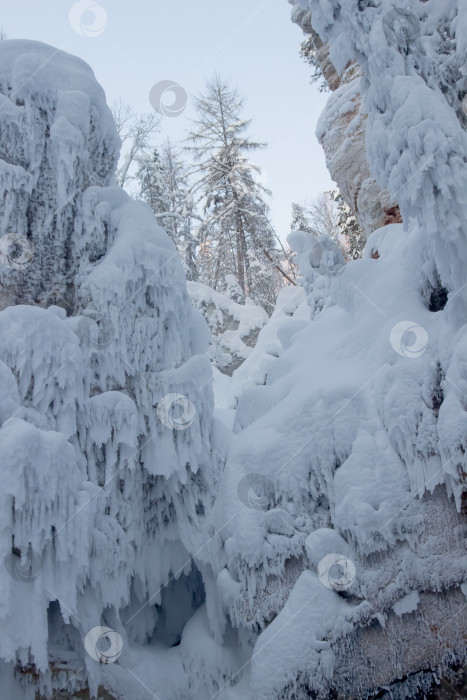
xmin=228 ymin=284 xmax=308 ymax=414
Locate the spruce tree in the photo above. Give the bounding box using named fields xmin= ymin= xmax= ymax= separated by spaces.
xmin=138 ymin=140 xmax=198 ymax=280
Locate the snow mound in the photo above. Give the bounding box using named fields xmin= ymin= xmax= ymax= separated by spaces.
xmin=228 ymin=285 xmax=307 ymax=414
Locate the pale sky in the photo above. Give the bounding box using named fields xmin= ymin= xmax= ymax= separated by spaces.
xmin=1 ymin=0 xmax=333 ymax=239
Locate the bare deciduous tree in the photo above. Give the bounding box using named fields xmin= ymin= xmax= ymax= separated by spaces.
xmin=111 ymin=99 xmax=160 ymax=188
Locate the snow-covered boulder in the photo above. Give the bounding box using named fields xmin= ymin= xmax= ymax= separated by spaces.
xmin=188 ymin=280 xmax=269 ymax=376
xmin=228 ymin=285 xmax=308 ymax=413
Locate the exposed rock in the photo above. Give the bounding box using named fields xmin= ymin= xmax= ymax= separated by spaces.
xmin=290 ymin=0 xmax=402 ymax=240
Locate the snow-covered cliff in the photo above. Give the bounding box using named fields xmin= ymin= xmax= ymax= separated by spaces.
xmin=0 ymin=40 xmax=220 ymax=699
xmin=209 ymin=222 xmax=466 ymax=698
xmin=199 ymin=2 xmax=467 ymax=698
xmin=290 ymin=0 xmax=402 ymax=240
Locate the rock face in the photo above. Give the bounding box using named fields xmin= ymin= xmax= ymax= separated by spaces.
xmin=290 ymin=1 xmax=402 ymax=240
